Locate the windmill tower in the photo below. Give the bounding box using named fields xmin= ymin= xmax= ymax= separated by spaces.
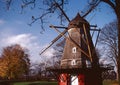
xmin=61 ymin=13 xmax=92 ymax=69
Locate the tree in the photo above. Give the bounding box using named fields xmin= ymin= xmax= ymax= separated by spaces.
xmin=0 ymin=44 xmax=30 ymax=79
xmin=98 ymin=20 xmax=118 ymax=78
xmin=99 ymin=21 xmax=118 ymax=64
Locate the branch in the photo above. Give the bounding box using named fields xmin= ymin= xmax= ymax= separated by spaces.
xmin=28 ymin=11 xmax=52 ymax=32
xmin=107 ymin=54 xmax=117 ymax=66
xmin=28 ymin=0 xmax=69 ymax=31
xmin=21 ymin=0 xmax=36 ymax=9
xmin=43 ymin=0 xmax=69 ymax=24
xmin=101 ymin=0 xmax=116 ymax=9
xmin=6 ymin=0 xmax=12 ymax=10
xmin=53 ymin=1 xmax=70 ymax=22
xmin=82 ymin=0 xmax=101 ymax=17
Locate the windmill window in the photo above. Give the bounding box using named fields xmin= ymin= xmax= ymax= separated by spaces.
xmin=72 ymin=47 xmax=77 ymax=53
xmin=71 ymin=59 xmax=76 ymax=65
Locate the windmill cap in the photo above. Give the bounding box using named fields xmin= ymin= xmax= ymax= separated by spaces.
xmin=68 ymin=13 xmax=90 ymax=28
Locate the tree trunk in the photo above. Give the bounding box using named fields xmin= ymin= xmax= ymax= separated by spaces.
xmin=116 ymin=8 xmax=120 ymax=84
xmin=117 ymin=16 xmax=120 ymax=84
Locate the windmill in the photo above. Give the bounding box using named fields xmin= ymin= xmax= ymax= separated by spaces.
xmin=40 ymin=1 xmax=113 ymax=85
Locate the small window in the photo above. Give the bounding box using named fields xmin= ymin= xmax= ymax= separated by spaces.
xmin=71 ymin=59 xmax=76 ymax=65
xmin=72 ymin=47 xmax=77 ymax=53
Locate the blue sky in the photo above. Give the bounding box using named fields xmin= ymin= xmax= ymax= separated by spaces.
xmin=0 ymin=0 xmax=116 ymax=64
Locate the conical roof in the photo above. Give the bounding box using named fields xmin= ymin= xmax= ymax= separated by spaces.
xmin=68 ymin=13 xmax=90 ymax=28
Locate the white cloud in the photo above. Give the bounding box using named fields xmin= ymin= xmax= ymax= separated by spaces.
xmin=4 ymin=34 xmax=36 ymax=47
xmin=42 ymin=47 xmax=55 ymax=58
xmin=0 ymin=33 xmax=43 ymax=63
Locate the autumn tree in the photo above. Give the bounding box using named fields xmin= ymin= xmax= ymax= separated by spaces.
xmin=0 ymin=44 xmax=30 ymax=79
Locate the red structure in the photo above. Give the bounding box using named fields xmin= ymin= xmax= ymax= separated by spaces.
xmin=58 ymin=74 xmax=84 ymax=85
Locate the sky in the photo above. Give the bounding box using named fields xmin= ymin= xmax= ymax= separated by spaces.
xmin=0 ymin=0 xmax=116 ymax=64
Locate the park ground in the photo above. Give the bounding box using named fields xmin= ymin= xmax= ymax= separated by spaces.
xmin=0 ymin=80 xmax=119 ymax=85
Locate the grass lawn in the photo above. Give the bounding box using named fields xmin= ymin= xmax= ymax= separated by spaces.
xmin=13 ymin=81 xmax=57 ymax=85
xmin=0 ymin=80 xmax=118 ymax=85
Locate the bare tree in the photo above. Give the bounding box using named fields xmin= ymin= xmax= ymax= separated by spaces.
xmin=98 ymin=20 xmax=118 ymax=79
xmin=99 ymin=21 xmax=118 ymax=66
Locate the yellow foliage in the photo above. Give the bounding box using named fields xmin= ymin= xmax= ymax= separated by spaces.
xmin=0 ymin=44 xmax=30 ymax=79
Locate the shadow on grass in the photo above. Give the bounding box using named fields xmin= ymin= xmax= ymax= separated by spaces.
xmin=28 ymin=82 xmax=57 ymax=85
xmin=0 ymin=81 xmax=13 ymax=85
xmin=0 ymin=82 xmax=11 ymax=85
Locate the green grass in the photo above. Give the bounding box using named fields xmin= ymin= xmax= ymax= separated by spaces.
xmin=13 ymin=82 xmax=31 ymax=85
xmin=13 ymin=81 xmax=57 ymax=85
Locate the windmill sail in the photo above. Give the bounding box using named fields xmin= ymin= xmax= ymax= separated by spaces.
xmin=40 ymin=29 xmax=68 ymax=55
